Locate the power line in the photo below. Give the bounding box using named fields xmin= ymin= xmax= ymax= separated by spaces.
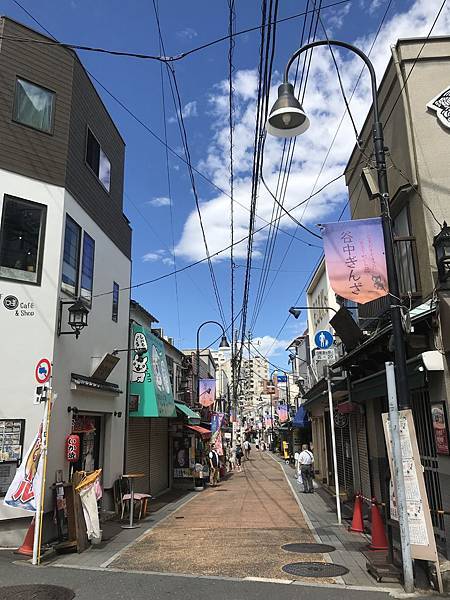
xmin=152 ymin=1 xmax=227 ymax=327
xmin=8 ymin=0 xmax=352 ymax=62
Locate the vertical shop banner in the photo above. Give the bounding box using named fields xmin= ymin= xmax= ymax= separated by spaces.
xmin=130 ymin=324 xmax=177 ymax=417
xmin=199 ymin=379 xmax=216 ymax=407
xmin=276 ymin=404 xmax=288 ymax=423
xmin=4 ymin=419 xmax=45 ymax=512
xmin=211 ymin=413 xmax=224 ymax=456
xmin=322 ymin=218 xmax=388 ymax=304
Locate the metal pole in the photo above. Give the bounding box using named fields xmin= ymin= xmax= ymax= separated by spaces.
xmin=385 ymin=362 xmax=414 ymax=593
xmin=327 ymin=366 xmax=341 ymax=525
xmin=284 ymin=39 xmax=409 ymax=411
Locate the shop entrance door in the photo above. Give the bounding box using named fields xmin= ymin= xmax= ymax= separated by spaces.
xmin=71 ymin=415 xmax=102 ymax=473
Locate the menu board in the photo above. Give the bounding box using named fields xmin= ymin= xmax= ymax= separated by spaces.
xmin=0 ymin=420 xmax=25 ymax=463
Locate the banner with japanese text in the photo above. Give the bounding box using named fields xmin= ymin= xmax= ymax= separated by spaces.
xmin=276 ymin=404 xmax=288 ymax=423
xmin=211 ymin=413 xmax=224 ymax=455
xmin=199 ymin=379 xmax=216 ymax=407
xmin=4 ymin=418 xmax=45 ymax=512
xmin=322 ymin=218 xmax=388 ymax=304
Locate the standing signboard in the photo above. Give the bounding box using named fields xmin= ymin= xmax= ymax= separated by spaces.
xmin=382 ymin=409 xmax=441 ymax=587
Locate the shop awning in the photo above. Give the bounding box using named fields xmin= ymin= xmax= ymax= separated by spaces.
xmin=292 ymin=405 xmax=309 ymax=428
xmin=175 ymin=402 xmax=201 ymax=425
xmin=186 ymin=425 xmax=211 ymax=439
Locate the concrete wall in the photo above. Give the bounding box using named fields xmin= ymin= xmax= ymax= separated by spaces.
xmin=0 ymin=169 xmax=64 ymax=526
xmin=49 ymin=190 xmax=131 ymax=496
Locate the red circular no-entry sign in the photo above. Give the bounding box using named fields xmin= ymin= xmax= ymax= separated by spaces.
xmin=35 ymin=358 xmax=51 ymax=385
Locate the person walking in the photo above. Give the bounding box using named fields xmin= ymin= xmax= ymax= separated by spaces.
xmin=235 ymin=443 xmax=243 ymax=472
xmin=243 ymin=439 xmax=251 ymax=461
xmin=299 ymin=444 xmax=314 ymax=493
xmin=208 ymin=445 xmax=220 ymax=486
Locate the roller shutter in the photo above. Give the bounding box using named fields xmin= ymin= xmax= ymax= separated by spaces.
xmin=149 ymin=418 xmax=169 ymax=496
xmin=127 ymin=418 xmax=150 ymax=493
xmin=356 ymin=413 xmax=371 ymax=500
xmin=334 ymin=412 xmax=354 ymax=496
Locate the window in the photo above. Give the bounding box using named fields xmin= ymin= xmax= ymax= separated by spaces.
xmin=13 ymin=78 xmax=55 ymax=134
xmin=86 ymin=128 xmax=111 ymax=192
xmin=80 ymin=233 xmax=95 ymax=305
xmin=112 ymin=282 xmax=119 ymax=322
xmin=393 ymin=205 xmax=419 ymax=296
xmin=0 ymin=196 xmax=46 ymax=284
xmin=62 ymin=215 xmax=81 ymax=296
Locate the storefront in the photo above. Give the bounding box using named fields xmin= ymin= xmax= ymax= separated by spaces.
xmin=126 ymin=324 xmax=176 ymax=497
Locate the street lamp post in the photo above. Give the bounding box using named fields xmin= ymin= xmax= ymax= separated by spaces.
xmin=196 ymin=321 xmax=230 ymax=406
xmin=270 ymin=40 xmax=412 ymax=592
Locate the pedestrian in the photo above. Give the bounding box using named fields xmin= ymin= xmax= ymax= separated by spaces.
xmin=235 ymin=443 xmax=243 ymax=472
xmin=255 ymin=438 xmax=260 ymax=451
xmin=261 ymin=440 xmax=266 ymax=452
xmin=229 ymin=446 xmax=236 ymax=471
xmin=208 ymin=444 xmax=220 ymax=486
xmin=243 ymin=439 xmax=251 ymax=461
xmin=299 ymin=444 xmax=314 ymax=493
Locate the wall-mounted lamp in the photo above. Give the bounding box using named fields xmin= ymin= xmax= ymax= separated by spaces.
xmin=58 ymin=299 xmax=89 ymax=339
xmin=67 ymin=406 xmax=79 ymax=414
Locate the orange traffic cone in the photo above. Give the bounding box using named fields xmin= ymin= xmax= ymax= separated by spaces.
xmin=368 ymin=498 xmax=388 ymax=550
xmin=15 ymin=517 xmax=35 ymax=556
xmin=349 ymin=493 xmax=364 ymax=533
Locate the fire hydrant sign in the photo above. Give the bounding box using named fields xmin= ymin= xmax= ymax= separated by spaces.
xmin=35 ymin=358 xmax=51 ymax=385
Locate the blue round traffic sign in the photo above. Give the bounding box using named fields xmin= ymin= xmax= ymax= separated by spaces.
xmin=314 ymin=330 xmax=333 ymax=349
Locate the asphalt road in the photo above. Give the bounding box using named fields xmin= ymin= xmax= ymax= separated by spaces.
xmin=0 ymin=551 xmax=397 ymax=600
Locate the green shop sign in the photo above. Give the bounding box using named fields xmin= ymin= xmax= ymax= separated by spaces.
xmin=129 ymin=324 xmax=176 ymax=417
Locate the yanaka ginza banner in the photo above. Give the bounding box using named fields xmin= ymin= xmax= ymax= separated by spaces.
xmin=322 ymin=218 xmax=388 ymax=304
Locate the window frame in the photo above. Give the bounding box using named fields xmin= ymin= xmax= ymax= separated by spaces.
xmin=85 ymin=127 xmax=111 ymax=194
xmin=12 ymin=76 xmax=56 ymax=136
xmin=80 ymin=232 xmax=95 ymax=307
xmin=0 ymin=194 xmax=47 ymax=286
xmin=61 ymin=214 xmax=82 ymax=298
xmin=112 ymin=281 xmax=119 ymax=322
xmin=392 ymin=203 xmax=421 ymax=298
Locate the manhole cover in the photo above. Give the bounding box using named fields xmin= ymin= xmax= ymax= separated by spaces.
xmin=282 ymin=562 xmax=349 ymax=577
xmin=282 ymin=543 xmax=336 ymax=553
xmin=0 ymin=585 xmax=75 ymax=600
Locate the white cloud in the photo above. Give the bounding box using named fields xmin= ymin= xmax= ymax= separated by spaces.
xmin=148 ymin=196 xmax=171 ymax=207
xmin=168 ymin=100 xmax=198 ymax=123
xmin=174 ymin=0 xmax=450 ymax=264
xmin=177 ymin=27 xmax=198 ymax=40
xmin=252 ymin=336 xmax=292 ymax=357
xmin=142 ymin=249 xmax=176 ymax=265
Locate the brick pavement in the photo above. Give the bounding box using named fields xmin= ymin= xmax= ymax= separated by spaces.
xmin=111 ymin=452 xmax=334 ymax=582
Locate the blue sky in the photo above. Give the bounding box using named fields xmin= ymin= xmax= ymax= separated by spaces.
xmin=2 ymin=0 xmax=449 ymax=366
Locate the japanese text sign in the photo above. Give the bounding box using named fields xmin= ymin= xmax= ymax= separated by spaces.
xmin=322 ymin=218 xmax=388 ymax=304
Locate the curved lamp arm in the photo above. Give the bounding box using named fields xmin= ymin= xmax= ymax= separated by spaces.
xmin=283 ymin=39 xmax=379 ymax=124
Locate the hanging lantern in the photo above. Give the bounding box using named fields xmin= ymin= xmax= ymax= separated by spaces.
xmin=66 ymin=434 xmax=80 ymax=462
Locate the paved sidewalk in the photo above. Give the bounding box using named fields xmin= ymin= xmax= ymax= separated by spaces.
xmin=273 ymin=455 xmax=401 ymax=591
xmin=111 ymin=453 xmax=335 ymax=583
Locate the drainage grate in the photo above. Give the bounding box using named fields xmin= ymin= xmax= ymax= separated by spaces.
xmin=282 ymin=562 xmax=349 ymax=578
xmin=282 ymin=543 xmax=336 ymax=554
xmin=0 ymin=585 xmax=75 ymax=600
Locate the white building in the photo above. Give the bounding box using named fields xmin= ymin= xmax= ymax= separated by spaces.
xmin=0 ymin=18 xmax=131 ymax=544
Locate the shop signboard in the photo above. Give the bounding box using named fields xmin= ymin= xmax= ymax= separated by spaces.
xmin=431 ymin=403 xmax=449 ymax=455
xmin=129 ymin=324 xmax=176 ymax=418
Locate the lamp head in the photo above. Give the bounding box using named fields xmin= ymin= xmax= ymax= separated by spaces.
xmin=219 ymin=334 xmax=230 ymax=349
xmin=266 ymin=83 xmax=310 ymax=138
xmin=289 ymin=307 xmax=302 ymax=319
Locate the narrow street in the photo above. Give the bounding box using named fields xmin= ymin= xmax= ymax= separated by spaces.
xmin=112 ymin=452 xmax=322 ymax=580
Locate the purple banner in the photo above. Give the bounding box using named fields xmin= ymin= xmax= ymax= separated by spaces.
xmin=322 ymin=218 xmax=388 ymax=304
